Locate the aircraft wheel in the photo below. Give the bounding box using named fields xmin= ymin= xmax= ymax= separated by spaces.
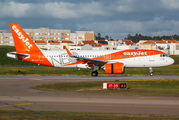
xmin=91 ymin=71 xmax=98 ymax=76
xmin=150 ymin=72 xmax=154 ymax=76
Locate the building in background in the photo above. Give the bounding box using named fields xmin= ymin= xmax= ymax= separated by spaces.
xmin=35 ymin=40 xmax=47 ymax=49
xmin=24 ymin=27 xmax=70 ymax=44
xmin=169 ymin=42 xmax=179 ymax=55
xmin=60 ymin=41 xmax=75 ymax=49
xmin=0 ymin=27 xmax=96 ymax=46
xmin=140 ymin=40 xmax=156 ymax=50
xmin=1 ymin=27 xmax=179 ymax=55
xmin=70 ymin=31 xmax=96 ymax=45
xmin=0 ymin=30 xmax=13 ymax=46
xmin=47 ymin=40 xmax=60 ymax=50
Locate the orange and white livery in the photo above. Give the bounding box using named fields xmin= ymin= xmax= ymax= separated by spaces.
xmin=7 ymin=24 xmax=174 ymax=76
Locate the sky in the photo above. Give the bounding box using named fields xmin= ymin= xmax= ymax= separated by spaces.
xmin=1 ymin=0 xmax=179 ymax=40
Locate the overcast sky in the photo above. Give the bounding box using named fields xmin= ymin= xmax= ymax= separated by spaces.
xmin=1 ymin=0 xmax=179 ymax=39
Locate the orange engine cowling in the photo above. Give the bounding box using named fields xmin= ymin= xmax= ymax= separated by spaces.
xmin=105 ymin=63 xmax=125 ymax=74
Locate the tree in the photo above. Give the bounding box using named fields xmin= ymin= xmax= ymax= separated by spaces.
xmin=96 ymin=33 xmax=108 ymax=40
xmin=96 ymin=33 xmax=101 ymax=40
xmin=105 ymin=35 xmax=109 ymax=40
xmin=109 ymin=36 xmax=113 ymax=40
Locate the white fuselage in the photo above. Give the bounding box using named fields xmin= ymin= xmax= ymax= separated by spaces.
xmin=40 ymin=50 xmax=174 ymax=69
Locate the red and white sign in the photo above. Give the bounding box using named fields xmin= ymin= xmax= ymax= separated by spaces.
xmin=103 ymin=83 xmax=127 ymax=89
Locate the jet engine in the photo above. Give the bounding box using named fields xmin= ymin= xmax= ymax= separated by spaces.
xmin=105 ymin=63 xmax=125 ymax=74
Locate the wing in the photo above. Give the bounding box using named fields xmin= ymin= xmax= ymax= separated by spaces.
xmin=64 ymin=46 xmax=107 ymax=66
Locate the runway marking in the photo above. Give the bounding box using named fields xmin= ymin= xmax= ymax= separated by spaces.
xmin=29 ymin=78 xmax=43 ymax=80
xmin=44 ymin=103 xmax=179 ymax=109
xmin=137 ymin=97 xmax=160 ymax=99
xmin=0 ymin=103 xmax=34 ymax=108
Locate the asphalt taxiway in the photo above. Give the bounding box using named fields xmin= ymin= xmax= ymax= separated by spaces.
xmin=0 ymin=76 xmax=179 ymax=115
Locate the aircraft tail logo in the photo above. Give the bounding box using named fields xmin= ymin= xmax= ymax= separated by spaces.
xmin=10 ymin=24 xmax=40 ymax=53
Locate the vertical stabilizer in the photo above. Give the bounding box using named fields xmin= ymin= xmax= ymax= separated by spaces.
xmin=9 ymin=24 xmax=53 ymax=67
xmin=10 ymin=24 xmax=40 ymax=53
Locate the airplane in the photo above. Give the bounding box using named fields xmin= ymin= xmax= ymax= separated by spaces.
xmin=7 ymin=24 xmax=174 ymax=76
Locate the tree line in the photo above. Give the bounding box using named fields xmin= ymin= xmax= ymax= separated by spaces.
xmin=95 ymin=33 xmax=179 ymax=43
xmin=96 ymin=33 xmax=113 ymax=40
xmin=124 ymin=33 xmax=179 ymax=43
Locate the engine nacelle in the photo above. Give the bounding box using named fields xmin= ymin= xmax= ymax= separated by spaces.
xmin=105 ymin=63 xmax=125 ymax=74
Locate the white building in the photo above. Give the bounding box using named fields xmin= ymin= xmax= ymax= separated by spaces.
xmin=70 ymin=31 xmax=96 ymax=44
xmin=0 ymin=32 xmax=14 ymax=46
xmin=170 ymin=43 xmax=179 ymax=55
xmin=155 ymin=41 xmax=168 ymax=50
xmin=69 ymin=45 xmax=82 ymax=50
xmin=117 ymin=45 xmax=140 ymax=50
xmin=0 ymin=27 xmax=95 ymax=46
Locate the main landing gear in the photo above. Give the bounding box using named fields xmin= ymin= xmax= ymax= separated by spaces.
xmin=149 ymin=67 xmax=154 ymax=76
xmin=91 ymin=71 xmax=98 ymax=76
xmin=91 ymin=65 xmax=99 ymax=76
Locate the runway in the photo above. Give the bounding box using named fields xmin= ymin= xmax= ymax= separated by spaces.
xmin=0 ymin=76 xmax=179 ymax=116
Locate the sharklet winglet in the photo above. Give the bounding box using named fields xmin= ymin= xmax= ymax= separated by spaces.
xmin=64 ymin=45 xmax=73 ymax=56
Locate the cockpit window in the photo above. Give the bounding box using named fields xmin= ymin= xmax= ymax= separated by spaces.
xmin=160 ymin=54 xmax=168 ymax=57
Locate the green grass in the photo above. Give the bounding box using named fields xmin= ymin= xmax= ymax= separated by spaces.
xmin=33 ymin=79 xmax=179 ymax=97
xmin=0 ymin=110 xmax=178 ymax=120
xmin=0 ymin=65 xmax=179 ymax=76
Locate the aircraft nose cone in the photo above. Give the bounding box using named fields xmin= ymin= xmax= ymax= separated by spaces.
xmin=169 ymin=58 xmax=174 ymax=65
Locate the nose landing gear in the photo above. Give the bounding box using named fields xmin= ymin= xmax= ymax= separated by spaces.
xmin=149 ymin=67 xmax=153 ymax=76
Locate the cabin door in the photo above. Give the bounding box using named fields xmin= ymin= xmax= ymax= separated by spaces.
xmin=149 ymin=51 xmax=154 ymax=61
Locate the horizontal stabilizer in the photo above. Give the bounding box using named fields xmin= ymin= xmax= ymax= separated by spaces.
xmin=7 ymin=52 xmax=29 ymax=59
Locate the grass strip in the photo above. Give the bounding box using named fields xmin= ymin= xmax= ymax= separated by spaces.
xmin=0 ymin=110 xmax=178 ymax=120
xmin=0 ymin=65 xmax=179 ymax=76
xmin=0 ymin=109 xmax=37 ymax=120
xmin=0 ymin=101 xmax=65 ymax=120
xmin=33 ymin=79 xmax=179 ymax=97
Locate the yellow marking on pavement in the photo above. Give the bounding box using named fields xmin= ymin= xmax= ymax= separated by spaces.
xmin=29 ymin=78 xmax=43 ymax=81
xmin=137 ymin=97 xmax=160 ymax=99
xmin=0 ymin=103 xmax=33 ymax=107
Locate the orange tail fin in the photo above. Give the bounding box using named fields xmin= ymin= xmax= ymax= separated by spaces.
xmin=10 ymin=24 xmax=40 ymax=54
